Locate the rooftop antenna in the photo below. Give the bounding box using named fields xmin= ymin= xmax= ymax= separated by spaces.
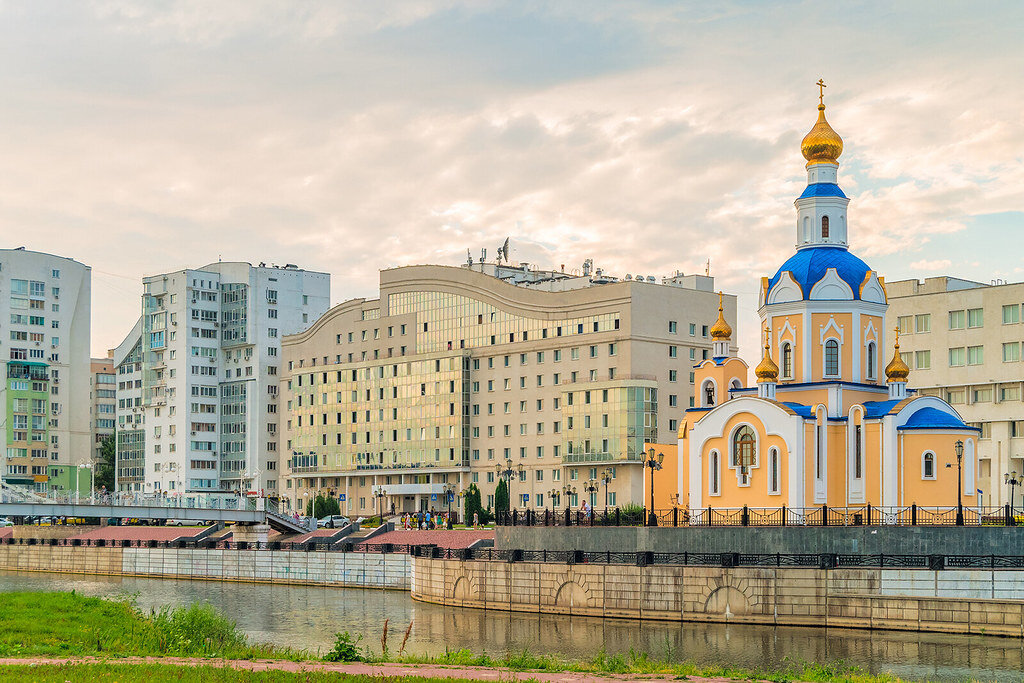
xmin=466 ymin=249 xmax=473 ymax=265
xmin=705 ymin=258 xmax=710 ymax=276
xmin=481 ymin=248 xmax=487 ymax=263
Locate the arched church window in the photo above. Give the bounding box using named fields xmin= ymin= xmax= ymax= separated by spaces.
xmin=824 ymin=339 xmax=839 ymax=376
xmin=710 ymin=451 xmax=720 ymax=494
xmin=769 ymin=448 xmax=780 ymax=494
xmin=821 ymin=215 xmax=830 ymax=238
xmin=866 ymin=342 xmax=876 ymax=380
xmin=732 ymin=425 xmax=756 ymax=472
xmin=782 ymin=342 xmax=793 ymax=379
xmin=803 ymin=216 xmax=810 ymax=242
xmin=923 ymin=452 xmax=936 ymax=479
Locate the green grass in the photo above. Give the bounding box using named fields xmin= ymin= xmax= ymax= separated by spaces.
xmin=0 ymin=664 xmax=499 ymax=683
xmin=0 ymin=591 xmax=302 ymax=660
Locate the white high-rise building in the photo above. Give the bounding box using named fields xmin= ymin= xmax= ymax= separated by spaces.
xmin=0 ymin=248 xmax=91 ymax=490
xmin=133 ymin=262 xmax=329 ymax=498
xmin=112 ymin=318 xmax=144 ymax=492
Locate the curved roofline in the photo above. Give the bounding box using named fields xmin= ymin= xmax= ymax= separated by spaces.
xmin=283 ymin=297 xmax=371 ymax=345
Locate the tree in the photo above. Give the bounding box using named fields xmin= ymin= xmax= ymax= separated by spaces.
xmin=94 ymin=434 xmax=115 ymax=492
xmin=463 ymin=483 xmax=491 ymax=525
xmin=494 ymin=478 xmax=509 ymax=515
xmin=309 ymin=494 xmax=341 ymax=518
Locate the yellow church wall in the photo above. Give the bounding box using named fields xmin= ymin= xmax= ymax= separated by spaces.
xmin=699 ymin=412 xmax=788 ymax=508
xmin=773 ymin=389 xmax=825 ymax=408
xmin=859 ymin=314 xmax=884 ymax=384
xmin=694 ymin=357 xmax=748 ymax=408
xmin=769 ymin=315 xmax=804 ymax=384
xmin=826 ymin=423 xmax=849 ymax=503
xmin=864 ymin=422 xmax=883 ymax=503
xmin=899 ymin=432 xmax=978 ymax=507
xmin=802 ymin=422 xmax=818 ymax=506
xmin=643 ymin=442 xmax=679 ymax=511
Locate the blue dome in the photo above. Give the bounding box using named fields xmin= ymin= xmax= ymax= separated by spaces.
xmin=798 ymin=183 xmax=847 ymax=199
xmin=767 ymin=246 xmax=873 ymax=300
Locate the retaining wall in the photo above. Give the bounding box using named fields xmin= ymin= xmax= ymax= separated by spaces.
xmin=0 ymin=544 xmax=409 ymax=589
xmin=411 ymin=558 xmax=1024 ymax=637
xmin=495 ymin=525 xmax=1024 ymax=555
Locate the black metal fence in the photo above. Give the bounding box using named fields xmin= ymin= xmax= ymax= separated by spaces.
xmin=495 ymin=504 xmax=1023 ymax=528
xmin=4 ymin=536 xmax=1024 ymax=570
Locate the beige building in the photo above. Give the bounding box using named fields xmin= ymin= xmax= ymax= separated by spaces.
xmin=279 ymin=260 xmax=736 ymax=516
xmin=90 ymin=356 xmax=116 ymax=464
xmin=888 ymin=276 xmax=1024 ymax=508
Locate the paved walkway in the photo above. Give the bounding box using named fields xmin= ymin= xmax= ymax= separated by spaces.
xmin=356 ymin=528 xmax=494 ymax=549
xmin=0 ymin=657 xmax=711 ymax=682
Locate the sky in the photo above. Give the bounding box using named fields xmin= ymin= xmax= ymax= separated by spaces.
xmin=0 ymin=1 xmax=1021 ymax=363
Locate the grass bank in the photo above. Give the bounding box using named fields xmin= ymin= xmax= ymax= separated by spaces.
xmin=0 ymin=591 xmax=301 ymax=660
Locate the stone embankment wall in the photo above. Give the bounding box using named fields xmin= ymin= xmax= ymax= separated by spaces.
xmin=0 ymin=544 xmax=409 ymax=589
xmin=495 ymin=526 xmax=1024 ymax=555
xmin=411 ymin=558 xmax=1024 ymax=637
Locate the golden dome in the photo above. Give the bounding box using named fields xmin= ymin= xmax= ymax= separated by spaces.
xmin=755 ymin=327 xmax=779 ymax=382
xmin=801 ymin=83 xmax=843 ymax=164
xmin=710 ymin=291 xmax=732 ymax=341
xmin=885 ymin=331 xmax=910 ymax=383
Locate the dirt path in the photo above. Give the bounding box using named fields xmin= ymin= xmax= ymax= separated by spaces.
xmin=0 ymin=656 xmax=720 ymax=681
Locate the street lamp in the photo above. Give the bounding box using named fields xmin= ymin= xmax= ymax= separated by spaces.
xmin=945 ymin=440 xmax=965 ymax=526
xmin=548 ymin=488 xmax=559 ymax=510
xmin=496 ymin=459 xmax=524 ymax=510
xmin=600 ymin=468 xmax=613 ymax=508
xmin=443 ymin=483 xmax=456 ymax=529
xmin=561 ymin=484 xmax=576 ymax=510
xmin=1005 ymin=471 xmax=1021 ymax=518
xmin=84 ymin=463 xmax=95 ymax=504
xmin=583 ymin=479 xmax=599 ymax=510
xmin=375 ymin=487 xmax=387 ymax=520
xmin=644 ymin=447 xmax=665 ymax=527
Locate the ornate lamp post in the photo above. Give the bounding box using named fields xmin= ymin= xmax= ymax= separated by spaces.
xmin=600 ymin=468 xmax=613 ymax=508
xmin=496 ymin=459 xmax=524 ymax=513
xmin=1005 ymin=471 xmax=1021 ymax=517
xmin=443 ymin=483 xmax=456 ymax=528
xmin=583 ymin=479 xmax=599 ymax=509
xmin=561 ymin=484 xmax=576 ymax=510
xmin=374 ymin=487 xmax=387 ymax=520
xmin=644 ymin=447 xmax=665 ymax=527
xmin=945 ymin=440 xmax=965 ymax=526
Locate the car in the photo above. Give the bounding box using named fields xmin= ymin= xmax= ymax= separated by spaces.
xmin=316 ymin=516 xmax=329 ymax=528
xmin=325 ymin=515 xmax=348 ymax=529
xmin=0 ymin=518 xmax=13 ymax=527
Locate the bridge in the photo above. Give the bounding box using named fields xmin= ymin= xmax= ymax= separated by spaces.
xmin=0 ymin=483 xmax=308 ymax=534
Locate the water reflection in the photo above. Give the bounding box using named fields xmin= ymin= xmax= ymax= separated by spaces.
xmin=1 ymin=571 xmax=1021 ymax=682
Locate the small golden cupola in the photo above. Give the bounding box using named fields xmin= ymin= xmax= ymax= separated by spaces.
xmin=885 ymin=329 xmax=911 ymax=399
xmin=755 ymin=326 xmax=779 ymax=399
xmin=710 ymin=291 xmax=733 ymax=358
xmin=801 ymin=79 xmax=844 ymax=165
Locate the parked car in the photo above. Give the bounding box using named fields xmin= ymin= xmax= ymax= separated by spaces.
xmin=325 ymin=515 xmax=347 ymax=529
xmin=316 ymin=516 xmax=329 ymax=529
xmin=166 ymin=519 xmax=193 ymax=526
xmin=0 ymin=518 xmax=13 ymax=527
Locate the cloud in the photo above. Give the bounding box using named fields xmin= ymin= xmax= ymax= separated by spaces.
xmin=0 ymin=1 xmax=1019 ymax=363
xmin=909 ymin=259 xmax=953 ymax=271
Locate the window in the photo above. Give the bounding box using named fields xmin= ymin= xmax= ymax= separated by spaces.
xmin=821 ymin=215 xmax=829 ymax=238
xmin=769 ymin=448 xmax=780 ymax=494
xmin=854 ymin=425 xmax=863 ymax=479
xmin=1004 ymin=342 xmax=1021 ymax=363
xmin=1001 ymin=386 xmax=1021 ymax=402
xmin=948 ymin=347 xmax=965 ymax=367
xmin=949 ymin=310 xmax=965 ymax=330
xmin=1003 ymin=304 xmax=1020 ymax=325
xmin=709 ymin=451 xmax=720 ymax=495
xmin=973 ymin=388 xmax=992 ymax=403
xmin=824 ymin=339 xmax=839 ymax=376
xmin=915 ymin=314 xmax=931 ymax=333
xmin=866 ymin=342 xmax=877 ymax=379
xmin=669 ymin=370 xmax=677 ymax=382
xmin=915 ymin=350 xmax=930 ymax=370
xmin=669 ymin=321 xmax=677 ymax=334
xmin=967 ymin=345 xmax=984 ymax=365
xmin=669 ymin=345 xmax=677 ymax=358
xmin=897 ymin=316 xmax=913 ymax=334
xmin=732 ymin=426 xmax=755 ymax=471
xmin=1011 ymin=420 xmax=1024 ymax=438
xmin=922 ymin=452 xmax=936 ymax=480
xmin=967 ymin=308 xmax=984 ymax=328
xmin=945 ymin=389 xmax=965 ymax=404
xmin=781 ymin=343 xmax=793 ymax=379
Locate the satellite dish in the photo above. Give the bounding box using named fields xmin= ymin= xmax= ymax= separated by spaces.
xmin=502 ymin=237 xmax=510 ymax=262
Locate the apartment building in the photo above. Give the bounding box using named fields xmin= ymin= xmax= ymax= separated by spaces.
xmin=129 ymin=262 xmax=329 ymax=498
xmin=113 ymin=318 xmax=144 ymax=492
xmin=90 ymin=357 xmax=116 ymax=463
xmin=0 ymin=247 xmax=91 ymax=490
xmin=888 ymin=277 xmax=1024 ymax=507
xmin=279 ymin=260 xmax=735 ymax=516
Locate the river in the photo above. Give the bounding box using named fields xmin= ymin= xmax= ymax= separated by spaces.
xmin=0 ymin=570 xmax=1020 ymax=682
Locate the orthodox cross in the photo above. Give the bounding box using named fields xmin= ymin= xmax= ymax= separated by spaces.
xmin=817 ymin=79 xmax=827 ymax=105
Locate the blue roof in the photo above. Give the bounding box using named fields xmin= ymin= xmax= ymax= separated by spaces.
xmin=862 ymin=399 xmax=903 ymax=418
xmin=898 ymin=407 xmax=977 ymax=431
xmin=798 ymin=183 xmax=847 ymax=199
xmin=781 ymin=402 xmax=814 ymax=418
xmin=767 ymin=246 xmax=873 ymax=300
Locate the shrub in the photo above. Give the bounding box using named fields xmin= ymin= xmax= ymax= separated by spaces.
xmin=324 ymin=631 xmax=363 ymax=662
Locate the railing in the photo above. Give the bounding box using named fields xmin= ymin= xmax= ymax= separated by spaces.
xmin=4 ymin=536 xmax=1024 ymax=570
xmin=495 ymin=504 xmax=1023 ymax=528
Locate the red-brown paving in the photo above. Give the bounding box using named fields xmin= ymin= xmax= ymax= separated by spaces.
xmin=355 ymin=529 xmax=493 ymax=549
xmin=284 ymin=528 xmax=343 ymax=544
xmin=0 ymin=527 xmax=12 ymax=540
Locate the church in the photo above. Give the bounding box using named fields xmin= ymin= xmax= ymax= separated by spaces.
xmin=677 ymin=86 xmax=979 ymax=516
